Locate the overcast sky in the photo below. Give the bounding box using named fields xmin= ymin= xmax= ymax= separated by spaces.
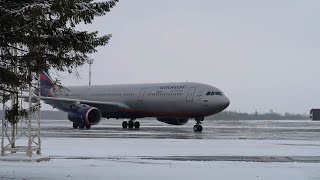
xmin=53 ymin=0 xmax=320 ymax=114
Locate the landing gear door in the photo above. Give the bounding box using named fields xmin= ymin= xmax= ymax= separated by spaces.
xmin=186 ymin=87 xmax=196 ymax=102
xmin=138 ymin=88 xmax=147 ymax=102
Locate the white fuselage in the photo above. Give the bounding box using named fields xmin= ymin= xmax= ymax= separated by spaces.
xmin=47 ymin=82 xmax=230 ymax=119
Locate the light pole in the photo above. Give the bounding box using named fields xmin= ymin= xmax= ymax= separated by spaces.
xmin=87 ymin=59 xmax=93 ymax=86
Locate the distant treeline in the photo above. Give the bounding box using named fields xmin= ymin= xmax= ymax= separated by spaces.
xmin=209 ymin=111 xmax=309 ymax=120
xmin=0 ymin=110 xmax=309 ymax=120
xmin=0 ymin=110 xmax=67 ymax=120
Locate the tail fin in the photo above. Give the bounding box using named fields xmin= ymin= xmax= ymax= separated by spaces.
xmin=40 ymin=71 xmax=55 ymax=97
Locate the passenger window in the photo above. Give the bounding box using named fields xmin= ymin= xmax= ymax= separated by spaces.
xmin=216 ymin=92 xmax=223 ymax=95
xmin=206 ymin=92 xmax=211 ymax=95
xmin=211 ymin=92 xmax=215 ymax=95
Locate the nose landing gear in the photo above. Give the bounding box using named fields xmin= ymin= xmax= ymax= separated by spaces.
xmin=193 ymin=124 xmax=202 ymax=132
xmin=194 ymin=117 xmax=204 ymax=132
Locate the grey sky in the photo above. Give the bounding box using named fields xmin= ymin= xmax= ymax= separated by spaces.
xmin=54 ymin=0 xmax=320 ymax=114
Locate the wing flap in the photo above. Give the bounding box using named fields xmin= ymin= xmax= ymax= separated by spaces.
xmin=40 ymin=96 xmax=131 ymax=109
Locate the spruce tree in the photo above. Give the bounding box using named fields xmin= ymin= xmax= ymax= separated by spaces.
xmin=0 ymin=0 xmax=118 ymax=122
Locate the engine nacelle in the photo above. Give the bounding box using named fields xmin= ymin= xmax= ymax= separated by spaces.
xmin=157 ymin=117 xmax=189 ymax=125
xmin=67 ymin=105 xmax=102 ymax=125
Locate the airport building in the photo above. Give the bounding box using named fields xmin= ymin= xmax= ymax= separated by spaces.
xmin=310 ymin=109 xmax=320 ymax=121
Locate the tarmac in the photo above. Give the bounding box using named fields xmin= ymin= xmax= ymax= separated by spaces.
xmin=39 ymin=119 xmax=320 ymax=140
xmin=1 ymin=119 xmax=320 ymax=180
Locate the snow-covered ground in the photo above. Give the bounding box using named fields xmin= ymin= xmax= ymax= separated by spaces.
xmin=1 ymin=138 xmax=320 ymax=180
xmin=1 ymin=120 xmax=320 ymax=180
xmin=43 ymin=138 xmax=320 ymax=157
xmin=2 ymin=157 xmax=319 ymax=180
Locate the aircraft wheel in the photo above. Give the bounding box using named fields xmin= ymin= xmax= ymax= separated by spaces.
xmin=79 ymin=123 xmax=85 ymax=129
xmin=128 ymin=121 xmax=134 ymax=129
xmin=134 ymin=121 xmax=140 ymax=129
xmin=193 ymin=125 xmax=198 ymax=132
xmin=73 ymin=123 xmax=78 ymax=129
xmin=193 ymin=125 xmax=202 ymax=132
xmin=86 ymin=125 xmax=91 ymax=129
xmin=122 ymin=121 xmax=128 ymax=128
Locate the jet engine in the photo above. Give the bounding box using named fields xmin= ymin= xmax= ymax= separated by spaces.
xmin=67 ymin=104 xmax=102 ymax=125
xmin=157 ymin=117 xmax=189 ymax=125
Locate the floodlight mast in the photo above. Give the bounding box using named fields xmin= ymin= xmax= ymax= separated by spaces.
xmin=1 ymin=94 xmax=4 ymax=156
xmin=1 ymin=48 xmax=42 ymax=157
xmin=88 ymin=59 xmax=93 ymax=86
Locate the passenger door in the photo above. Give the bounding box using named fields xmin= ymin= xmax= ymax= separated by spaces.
xmin=138 ymin=88 xmax=147 ymax=102
xmin=186 ymin=87 xmax=196 ymax=102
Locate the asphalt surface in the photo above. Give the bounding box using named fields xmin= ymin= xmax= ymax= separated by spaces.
xmin=38 ymin=119 xmax=320 ymax=140
xmin=2 ymin=119 xmax=320 ymax=163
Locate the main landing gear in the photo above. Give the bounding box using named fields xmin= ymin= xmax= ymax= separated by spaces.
xmin=73 ymin=122 xmax=91 ymax=129
xmin=122 ymin=119 xmax=140 ymax=129
xmin=193 ymin=117 xmax=204 ymax=132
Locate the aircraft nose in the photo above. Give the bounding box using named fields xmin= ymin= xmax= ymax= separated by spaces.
xmin=215 ymin=97 xmax=230 ymax=112
xmin=222 ymin=97 xmax=230 ymax=110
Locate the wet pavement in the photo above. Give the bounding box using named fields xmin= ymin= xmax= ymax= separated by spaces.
xmin=38 ymin=119 xmax=320 ymax=140
xmin=2 ymin=119 xmax=320 ymax=165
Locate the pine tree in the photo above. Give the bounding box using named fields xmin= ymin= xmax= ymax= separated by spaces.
xmin=0 ymin=0 xmax=119 ymax=121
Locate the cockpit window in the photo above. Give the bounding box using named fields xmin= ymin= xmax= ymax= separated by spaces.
xmin=206 ymin=91 xmax=222 ymax=96
xmin=206 ymin=91 xmax=223 ymax=95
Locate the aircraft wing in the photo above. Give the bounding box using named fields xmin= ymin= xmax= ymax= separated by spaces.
xmin=25 ymin=95 xmax=131 ymax=113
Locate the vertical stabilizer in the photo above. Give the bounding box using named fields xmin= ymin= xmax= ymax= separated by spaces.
xmin=39 ymin=71 xmax=55 ymax=97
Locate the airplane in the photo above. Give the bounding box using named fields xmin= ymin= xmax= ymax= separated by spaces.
xmin=39 ymin=71 xmax=230 ymax=132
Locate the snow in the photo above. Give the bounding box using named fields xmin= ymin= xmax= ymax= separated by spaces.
xmin=1 ymin=119 xmax=320 ymax=179
xmin=1 ymin=159 xmax=319 ymax=180
xmin=41 ymin=138 xmax=320 ymax=157
xmin=0 ymin=153 xmax=49 ymax=162
xmin=1 ymin=138 xmax=320 ymax=180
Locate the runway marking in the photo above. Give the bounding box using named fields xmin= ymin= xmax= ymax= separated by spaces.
xmin=141 ymin=156 xmax=320 ymax=163
xmin=50 ymin=155 xmax=320 ymax=163
xmin=279 ymin=143 xmax=320 ymax=147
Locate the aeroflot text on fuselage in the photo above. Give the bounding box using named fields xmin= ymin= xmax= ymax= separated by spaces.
xmin=159 ymin=86 xmax=185 ymax=90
